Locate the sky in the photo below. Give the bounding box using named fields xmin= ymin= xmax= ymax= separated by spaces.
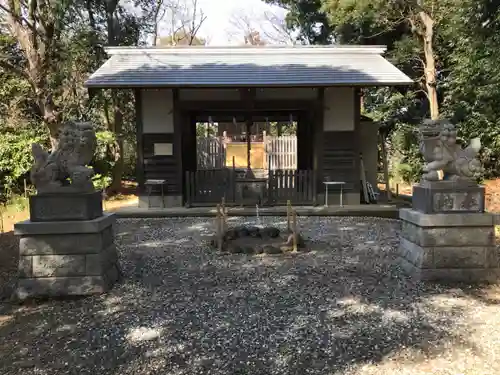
xmin=159 ymin=0 xmax=289 ymax=45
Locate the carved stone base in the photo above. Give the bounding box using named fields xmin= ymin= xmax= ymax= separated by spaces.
xmin=412 ymin=181 xmax=485 ymax=214
xmin=29 ymin=191 xmax=103 ymax=222
xmin=14 ymin=213 xmax=119 ymax=300
xmin=399 ymin=208 xmax=499 ymax=282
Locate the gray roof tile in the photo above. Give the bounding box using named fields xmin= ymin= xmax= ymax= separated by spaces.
xmin=84 ymin=46 xmax=413 ymax=87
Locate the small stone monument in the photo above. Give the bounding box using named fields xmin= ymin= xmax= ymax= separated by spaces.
xmin=15 ymin=121 xmax=120 ymax=300
xmin=399 ymin=119 xmax=500 ymax=282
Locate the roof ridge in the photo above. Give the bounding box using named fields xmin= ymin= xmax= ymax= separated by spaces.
xmin=105 ymin=45 xmax=387 ymax=55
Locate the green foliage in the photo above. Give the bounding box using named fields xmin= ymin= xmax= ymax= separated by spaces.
xmin=122 ymin=140 xmax=137 ymax=180
xmin=196 ymin=123 xmax=217 ymax=137
xmin=442 ymin=0 xmax=500 ymax=178
xmin=0 ymin=126 xmax=48 ymax=193
xmin=0 ymin=0 xmax=145 ymax=198
xmin=92 ymin=131 xmax=118 ymax=180
xmin=264 ymin=0 xmax=335 ymax=44
xmin=267 ymin=0 xmax=500 ymax=183
xmin=92 ymin=174 xmax=112 ymax=192
xmin=3 ymin=0 xmax=500 ymax=198
xmin=7 ymin=195 xmax=30 ymax=213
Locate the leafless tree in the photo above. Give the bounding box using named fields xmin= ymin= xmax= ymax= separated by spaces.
xmin=227 ymin=8 xmax=297 ymax=45
xmin=149 ymin=0 xmax=207 ymax=46
xmin=227 ymin=10 xmax=257 ymax=44
xmin=151 ymin=0 xmax=168 ymax=46
xmin=262 ymin=10 xmax=297 ymax=45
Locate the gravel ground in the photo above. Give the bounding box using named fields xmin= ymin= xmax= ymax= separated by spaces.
xmin=1 ymin=216 xmax=500 ymax=375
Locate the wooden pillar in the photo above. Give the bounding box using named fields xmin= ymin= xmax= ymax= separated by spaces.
xmin=353 ymin=88 xmax=362 ymax=195
xmin=240 ymin=88 xmax=256 ymax=171
xmin=173 ymin=88 xmax=184 ymax=201
xmin=297 ymin=110 xmax=311 ymax=171
xmin=134 ymin=89 xmax=145 ymax=191
xmin=246 ymin=117 xmax=252 ymax=170
xmin=313 ymin=88 xmax=325 ymax=194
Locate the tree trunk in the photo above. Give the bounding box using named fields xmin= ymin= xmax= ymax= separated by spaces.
xmin=4 ymin=1 xmax=62 ymax=149
xmin=106 ymin=1 xmax=125 ymax=194
xmin=108 ymin=93 xmax=124 ymax=193
xmin=41 ymin=94 xmax=62 ymax=149
xmin=151 ymin=0 xmax=164 ymax=46
xmin=109 ymin=106 xmax=124 ymax=193
xmin=379 ymin=132 xmax=392 ymax=201
xmin=419 ymin=10 xmax=439 ymax=120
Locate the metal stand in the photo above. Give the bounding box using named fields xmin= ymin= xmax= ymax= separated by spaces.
xmin=324 ymin=181 xmax=346 ymax=207
xmin=145 ymin=179 xmax=167 ymax=208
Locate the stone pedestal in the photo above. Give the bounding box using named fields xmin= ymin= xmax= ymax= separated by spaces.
xmin=14 ymin=213 xmax=119 ymax=300
xmin=29 ymin=191 xmax=103 ymax=222
xmin=399 ymin=208 xmax=500 ymax=282
xmin=412 ymin=181 xmax=485 ymax=214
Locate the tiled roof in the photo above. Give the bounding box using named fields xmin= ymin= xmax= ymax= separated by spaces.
xmin=84 ymin=46 xmax=413 ymax=88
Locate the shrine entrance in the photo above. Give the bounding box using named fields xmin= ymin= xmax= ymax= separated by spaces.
xmin=184 ymin=110 xmax=316 ymax=206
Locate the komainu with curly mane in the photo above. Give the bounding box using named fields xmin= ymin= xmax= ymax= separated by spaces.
xmin=30 ymin=121 xmax=97 ymax=193
xmin=419 ymin=120 xmax=482 ymax=183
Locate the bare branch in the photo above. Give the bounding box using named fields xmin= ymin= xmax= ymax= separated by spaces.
xmin=415 ymin=88 xmax=430 ymax=100
xmin=156 ymin=0 xmax=207 ymax=45
xmin=408 ymin=13 xmax=425 ymax=37
xmin=151 ymin=0 xmax=165 ymax=46
xmin=227 ymin=10 xmax=265 ymax=45
xmin=0 ymin=2 xmax=37 ymax=32
xmin=262 ymin=10 xmax=296 ymax=45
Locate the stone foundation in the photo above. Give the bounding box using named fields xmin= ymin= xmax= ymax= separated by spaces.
xmin=139 ymin=195 xmax=183 ymax=208
xmin=317 ymin=192 xmax=360 ymax=206
xmin=29 ymin=191 xmax=103 ymax=222
xmin=14 ymin=213 xmax=119 ymax=299
xmin=398 ymin=208 xmax=500 ymax=282
xmin=412 ymin=181 xmax=485 ymax=214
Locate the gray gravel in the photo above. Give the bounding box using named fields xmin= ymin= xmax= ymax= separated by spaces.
xmin=1 ymin=216 xmax=500 ymax=375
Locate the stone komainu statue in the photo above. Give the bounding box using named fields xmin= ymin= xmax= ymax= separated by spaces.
xmin=419 ymin=120 xmax=482 ymax=183
xmin=31 ymin=121 xmax=97 ymax=193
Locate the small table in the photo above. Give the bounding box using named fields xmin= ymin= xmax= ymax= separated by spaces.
xmin=144 ymin=179 xmax=167 ymax=208
xmin=323 ymin=181 xmax=346 ymax=207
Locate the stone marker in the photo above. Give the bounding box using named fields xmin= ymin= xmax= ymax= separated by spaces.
xmin=15 ymin=121 xmax=120 ymax=300
xmin=399 ymin=120 xmax=499 ymax=282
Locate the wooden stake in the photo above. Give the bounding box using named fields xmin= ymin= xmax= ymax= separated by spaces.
xmin=216 ymin=204 xmax=223 ymax=251
xmin=287 ymin=200 xmax=291 ymax=232
xmin=360 ymin=153 xmax=369 ymax=204
xmin=0 ymin=204 xmax=4 ymax=234
xmin=292 ymin=210 xmax=297 ymax=252
xmin=379 ymin=132 xmax=392 ymax=201
xmin=224 ymin=198 xmax=228 ymax=232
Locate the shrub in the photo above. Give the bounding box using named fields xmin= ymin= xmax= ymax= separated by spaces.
xmin=0 ymin=126 xmax=48 ymax=194
xmin=92 ymin=130 xmax=118 ymax=182
xmin=92 ymin=173 xmax=112 ymax=192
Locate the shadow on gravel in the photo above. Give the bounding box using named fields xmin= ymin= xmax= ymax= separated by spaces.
xmin=0 ymin=231 xmax=19 ymax=301
xmin=0 ymin=217 xmax=492 ymax=374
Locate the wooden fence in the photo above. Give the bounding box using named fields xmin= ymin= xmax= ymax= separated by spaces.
xmin=185 ymin=169 xmax=235 ymax=205
xmin=196 ymin=135 xmax=297 ymax=170
xmin=197 ymin=137 xmax=225 ymax=169
xmin=266 ymin=135 xmax=297 ymax=170
xmin=185 ymin=169 xmax=315 ymax=206
xmin=268 ymin=170 xmax=316 ymax=205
